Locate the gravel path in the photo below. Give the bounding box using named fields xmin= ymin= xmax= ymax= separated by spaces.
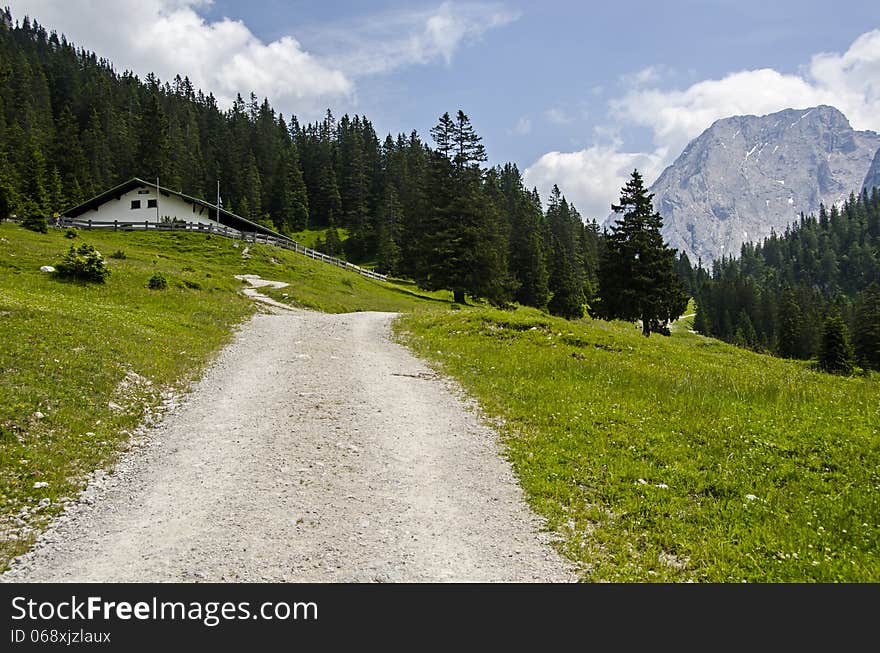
xmin=3 ymin=294 xmax=574 ymax=582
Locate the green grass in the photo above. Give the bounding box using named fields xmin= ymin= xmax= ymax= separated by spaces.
xmin=260 ymin=265 xmax=451 ymax=313
xmin=670 ymin=297 xmax=696 ymax=334
xmin=0 ymin=223 xmax=443 ymax=568
xmin=285 ymin=227 xmax=349 ymax=250
xmin=395 ymin=306 xmax=880 ymax=582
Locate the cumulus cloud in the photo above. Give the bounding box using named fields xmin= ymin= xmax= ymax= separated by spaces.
xmin=8 ymin=0 xmax=517 ymax=119
xmin=526 ymin=28 xmax=880 ymax=223
xmin=305 ymin=2 xmax=520 ymax=76
xmin=524 ymin=143 xmax=665 ymax=219
xmin=9 ymin=0 xmax=352 ymax=117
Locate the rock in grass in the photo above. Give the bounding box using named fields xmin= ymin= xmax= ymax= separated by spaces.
xmin=33 ymin=482 xmax=49 ymax=489
xmin=40 ymin=265 xmax=55 ymax=273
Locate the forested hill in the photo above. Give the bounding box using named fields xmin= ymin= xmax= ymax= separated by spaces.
xmin=0 ymin=10 xmax=605 ymax=313
xmin=692 ymin=189 xmax=880 ymax=370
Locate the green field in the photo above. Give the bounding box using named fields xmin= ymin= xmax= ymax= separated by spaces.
xmin=285 ymin=227 xmax=349 ymax=250
xmin=396 ymin=307 xmax=880 ymax=582
xmin=0 ymin=222 xmax=442 ymax=567
xmin=2 ymin=221 xmax=878 ymax=581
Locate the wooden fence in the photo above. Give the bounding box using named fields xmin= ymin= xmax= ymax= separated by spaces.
xmin=57 ymin=218 xmax=388 ymax=282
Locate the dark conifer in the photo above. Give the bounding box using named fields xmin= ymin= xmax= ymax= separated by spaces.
xmin=593 ymin=170 xmax=687 ymax=335
xmin=818 ymin=313 xmax=854 ymax=374
xmin=853 ymin=283 xmax=880 ymax=371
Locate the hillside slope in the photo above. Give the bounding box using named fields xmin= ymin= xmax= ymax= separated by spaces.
xmin=0 ymin=223 xmax=445 ymax=566
xmin=397 ymin=308 xmax=880 ymax=581
xmin=864 ymin=147 xmax=880 ymax=193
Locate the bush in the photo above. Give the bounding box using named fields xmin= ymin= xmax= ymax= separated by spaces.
xmin=21 ymin=209 xmax=48 ymax=233
xmin=109 ymin=250 xmax=127 ymax=259
xmin=64 ymin=229 xmax=78 ymax=239
xmin=148 ymin=272 xmax=167 ymax=290
xmin=55 ymin=243 xmax=111 ymax=283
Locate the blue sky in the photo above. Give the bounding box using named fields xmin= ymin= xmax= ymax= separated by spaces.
xmin=10 ymin=1 xmax=880 ymax=218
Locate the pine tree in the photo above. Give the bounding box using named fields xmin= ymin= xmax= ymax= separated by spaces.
xmin=0 ymin=173 xmax=14 ymax=221
xmin=818 ymin=313 xmax=854 ymax=374
xmin=504 ymin=172 xmax=549 ymax=308
xmin=733 ymin=310 xmax=758 ymax=349
xmin=853 ymin=283 xmax=880 ymax=371
xmin=545 ymin=185 xmax=584 ymax=318
xmin=593 ymin=170 xmax=687 ymax=335
xmin=777 ymin=288 xmax=804 ymax=359
xmin=414 ymin=110 xmax=512 ymax=305
xmin=137 ymin=93 xmax=169 ymax=180
xmin=323 ymin=226 xmax=343 ymax=256
xmin=375 ymin=183 xmax=402 ymax=275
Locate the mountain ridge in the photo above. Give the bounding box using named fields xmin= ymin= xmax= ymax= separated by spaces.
xmin=640 ymin=105 xmax=880 ymax=263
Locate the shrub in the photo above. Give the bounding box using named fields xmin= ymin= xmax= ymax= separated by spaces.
xmin=55 ymin=243 xmax=111 ymax=283
xmin=64 ymin=229 xmax=78 ymax=239
xmin=148 ymin=272 xmax=167 ymax=290
xmin=21 ymin=205 xmax=48 ymax=233
xmin=109 ymin=250 xmax=127 ymax=259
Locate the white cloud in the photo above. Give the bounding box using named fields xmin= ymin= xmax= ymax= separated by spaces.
xmin=526 ymin=28 xmax=880 ymax=224
xmin=524 ymin=143 xmax=665 ymax=220
xmin=619 ymin=65 xmax=664 ymax=87
xmin=512 ymin=116 xmax=532 ymax=135
xmin=544 ymin=108 xmax=573 ymax=125
xmin=9 ymin=0 xmax=518 ymax=119
xmin=9 ymin=0 xmax=352 ymax=117
xmin=308 ymin=2 xmax=520 ymax=76
xmin=614 ymin=29 xmax=880 ymax=166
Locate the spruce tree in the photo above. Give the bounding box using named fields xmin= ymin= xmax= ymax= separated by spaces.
xmin=593 ymin=170 xmax=687 ymax=335
xmin=853 ymin=283 xmax=880 ymax=371
xmin=0 ymin=179 xmax=12 ymax=221
xmin=413 ymin=110 xmax=512 ymax=305
xmin=777 ymin=288 xmax=804 ymax=358
xmin=818 ymin=313 xmax=854 ymax=374
xmin=545 ymin=186 xmax=584 ymax=319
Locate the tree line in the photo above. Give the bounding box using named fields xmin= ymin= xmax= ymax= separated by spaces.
xmin=690 ymin=189 xmax=880 ymax=371
xmin=0 ymin=10 xmax=689 ymax=331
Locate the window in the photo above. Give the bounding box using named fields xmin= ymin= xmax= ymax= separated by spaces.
xmin=138 ymin=189 xmax=150 ymax=195
xmin=147 ymin=199 xmax=157 ymax=208
xmin=130 ymin=200 xmax=141 ymax=209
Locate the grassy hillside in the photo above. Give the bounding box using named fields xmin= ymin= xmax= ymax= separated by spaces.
xmin=3 ymin=221 xmax=878 ymax=582
xmin=396 ymin=307 xmax=880 ymax=582
xmin=285 ymin=227 xmax=349 ymax=251
xmin=0 ymin=223 xmax=443 ymax=567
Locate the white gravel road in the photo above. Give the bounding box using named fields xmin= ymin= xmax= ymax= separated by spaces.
xmin=2 ymin=291 xmax=573 ymax=582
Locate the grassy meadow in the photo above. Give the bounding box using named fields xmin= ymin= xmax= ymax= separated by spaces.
xmin=0 ymin=222 xmax=442 ymax=567
xmin=396 ymin=307 xmax=880 ymax=582
xmin=2 ymin=220 xmax=877 ymax=582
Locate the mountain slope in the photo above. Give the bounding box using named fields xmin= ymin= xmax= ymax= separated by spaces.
xmin=864 ymin=146 xmax=880 ymax=193
xmin=647 ymin=106 xmax=880 ymax=263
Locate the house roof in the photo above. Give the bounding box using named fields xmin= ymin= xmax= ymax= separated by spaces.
xmin=62 ymin=177 xmax=285 ymax=238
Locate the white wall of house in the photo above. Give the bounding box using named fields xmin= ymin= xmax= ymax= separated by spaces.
xmin=77 ymin=185 xmax=219 ymax=226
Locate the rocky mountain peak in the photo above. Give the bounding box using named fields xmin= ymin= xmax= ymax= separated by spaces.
xmin=864 ymin=147 xmax=880 ymax=194
xmin=645 ymin=105 xmax=880 ymax=264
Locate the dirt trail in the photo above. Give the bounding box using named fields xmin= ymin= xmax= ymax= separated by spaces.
xmin=2 ymin=293 xmax=573 ymax=582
